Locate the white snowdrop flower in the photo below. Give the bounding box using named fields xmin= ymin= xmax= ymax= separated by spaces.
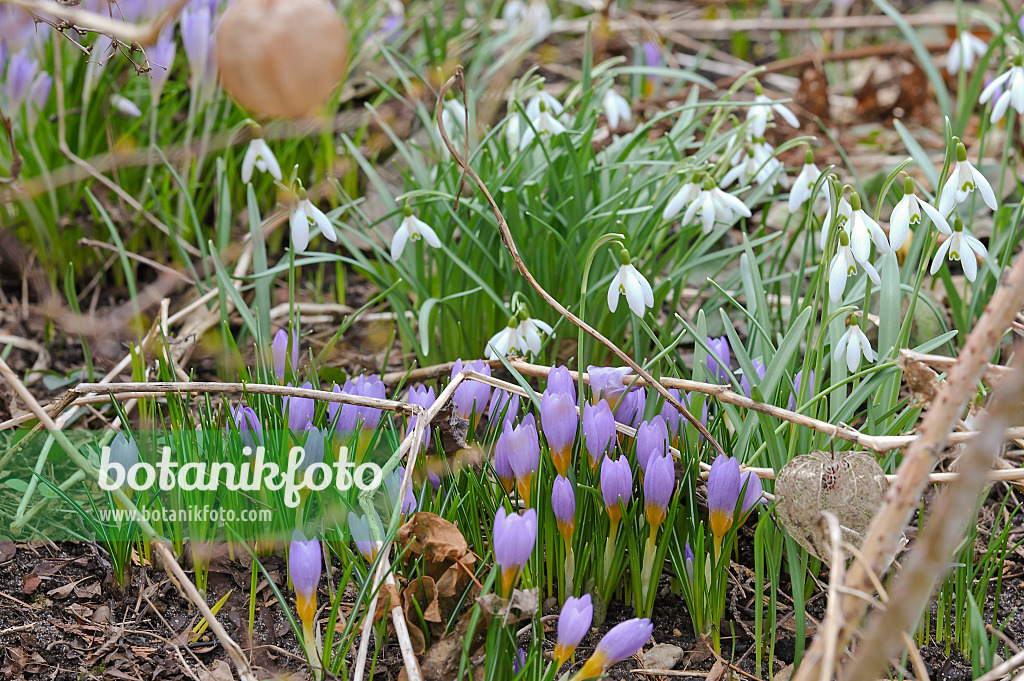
xmin=525 ymin=88 xmax=563 ymax=121
xmin=441 ymin=97 xmax=467 ymax=135
xmin=502 ymin=0 xmax=552 ymax=42
xmin=888 ymin=175 xmax=949 ymax=250
xmin=241 ymin=135 xmax=282 ymax=184
xmin=607 ymin=249 xmax=654 ymax=317
xmin=745 ymin=85 xmax=800 ymax=138
xmin=930 ymin=214 xmax=988 ymax=282
xmin=391 ymin=206 xmax=441 ymax=260
xmin=828 ymin=227 xmax=880 ymax=303
xmin=722 ymin=138 xmax=782 ymax=188
xmin=834 ymin=320 xmax=875 ymax=373
xmin=664 ymin=177 xmax=752 ymax=234
xmin=946 ymin=32 xmax=987 ymax=75
xmin=602 ymin=88 xmax=632 ymax=129
xmin=516 ymin=316 xmax=553 ymax=355
xmin=788 ymin=149 xmax=822 ymax=213
xmin=519 ymin=102 xmax=566 ymax=149
xmin=937 ymin=141 xmax=998 ymax=216
xmin=848 ymin=191 xmax=891 ymax=260
xmin=289 ymin=189 xmax=337 ymax=253
xmin=820 ymin=191 xmax=852 ymax=250
xmin=505 ymin=114 xmax=522 ymax=149
xmin=111 ymin=94 xmax=142 ymax=118
xmin=486 ymin=318 xmax=519 ymax=360
xmin=979 ymin=56 xmax=1024 ymax=123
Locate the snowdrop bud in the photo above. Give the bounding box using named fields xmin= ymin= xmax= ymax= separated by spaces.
xmin=107 ymin=433 xmax=140 ymax=489
xmin=217 ymin=0 xmax=350 ymax=119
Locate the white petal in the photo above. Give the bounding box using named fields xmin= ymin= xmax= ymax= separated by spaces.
xmin=862 ymin=259 xmax=881 ymax=286
xmin=846 ymin=333 xmax=861 ymax=373
xmin=921 ymin=201 xmax=951 ymax=235
xmin=991 ymin=92 xmax=1012 ymax=124
xmin=947 ymin=42 xmax=962 ymax=75
xmin=828 ymin=252 xmax=848 ymax=302
xmin=1010 ymin=71 xmax=1024 ymax=114
xmin=716 ymin=189 xmax=753 ymax=219
xmin=961 ymin=238 xmax=978 ymax=281
xmin=773 ymin=103 xmax=800 ymax=127
xmin=937 ymin=181 xmax=959 ymax=217
xmin=963 ymin=233 xmax=987 ymax=258
xmin=310 ymin=203 xmax=336 ymax=242
xmin=889 ymin=199 xmax=910 ymax=250
xmin=930 ymin=238 xmax=951 ymax=274
xmin=290 ymin=206 xmax=310 ymax=253
xmin=241 ymin=142 xmax=257 ymax=184
xmin=390 ymin=224 xmax=410 ymax=260
xmin=850 ymin=218 xmax=871 ymax=262
xmin=834 ymin=330 xmax=850 ymax=366
xmin=623 ymin=271 xmax=646 ymax=316
xmin=980 ymin=71 xmax=1011 ymax=103
xmin=259 ymin=141 xmax=282 ymax=181
xmin=634 ymin=266 xmax=654 ymax=307
xmin=607 ymin=270 xmax=622 ymax=312
xmin=663 ymin=184 xmax=696 ymax=221
xmin=700 ymin=195 xmax=716 ymax=234
xmin=970 ymin=165 xmax=998 ymax=211
xmin=414 ymin=217 xmax=442 ymax=248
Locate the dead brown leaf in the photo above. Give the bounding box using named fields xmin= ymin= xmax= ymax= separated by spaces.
xmin=21 ymin=573 xmax=40 ymax=595
xmin=795 ymin=67 xmax=830 ymax=122
xmin=198 ymin=659 xmax=234 ymax=681
xmin=398 ymin=512 xmax=468 ymax=575
xmin=476 ymin=588 xmax=539 ymax=626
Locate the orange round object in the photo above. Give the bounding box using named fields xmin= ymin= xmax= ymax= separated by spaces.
xmin=217 ymin=0 xmax=349 ymax=119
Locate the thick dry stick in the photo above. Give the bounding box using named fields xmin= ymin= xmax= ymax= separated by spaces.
xmin=434 ymin=69 xmax=725 ymax=457
xmin=0 ymin=356 xmax=258 ymax=681
xmin=844 ymin=357 xmax=1024 ymax=681
xmin=792 ymin=253 xmax=1024 ymax=681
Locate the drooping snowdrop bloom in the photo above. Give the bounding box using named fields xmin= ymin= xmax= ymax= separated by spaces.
xmin=979 ymin=55 xmax=1024 ymax=124
xmin=440 ymin=96 xmax=467 ymax=135
xmin=505 ymin=113 xmax=522 ymax=149
xmin=290 ymin=189 xmax=337 ymax=253
xmin=820 ymin=187 xmax=852 ymax=250
xmin=828 ymin=227 xmax=881 ymax=302
xmin=930 ymin=215 xmax=988 ymax=282
xmin=663 ymin=177 xmax=752 ymax=234
xmin=502 ymin=0 xmax=552 ymax=42
xmin=241 ymin=132 xmax=282 ymax=184
xmin=111 ymin=94 xmax=143 ymax=118
xmin=485 ymin=313 xmax=553 ymax=359
xmin=603 ymin=88 xmax=632 ymax=129
xmin=519 ymin=100 xmax=567 ymax=149
xmin=525 ymin=87 xmax=563 ymax=120
xmin=486 ymin=317 xmax=519 ymax=360
xmin=889 ymin=175 xmax=949 ymax=251
xmin=722 ymin=138 xmax=784 ymax=188
xmin=105 ymin=433 xmax=140 ymax=490
xmin=938 ymin=142 xmax=998 ymax=216
xmin=847 ymin=191 xmax=891 ymax=259
xmin=576 ymin=618 xmax=653 ymax=678
xmin=391 ymin=206 xmax=441 ymax=260
xmin=946 ymin=32 xmax=987 ymax=75
xmin=788 ymin=149 xmax=822 ymax=213
xmin=745 ymin=85 xmax=800 ymax=137
xmin=834 ymin=319 xmax=875 ymax=373
xmin=607 ymin=249 xmax=654 ymax=317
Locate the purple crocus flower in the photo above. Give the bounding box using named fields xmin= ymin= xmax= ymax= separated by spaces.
xmin=554 ymin=594 xmax=593 ymax=667
xmin=541 ymin=390 xmax=577 ymax=477
xmin=272 ymin=328 xmax=300 ymax=381
xmin=739 ymin=470 xmax=764 ymax=515
xmin=348 ymin=511 xmax=381 ymax=562
xmin=587 ymin=365 xmax=632 ymax=409
xmin=582 ymin=400 xmax=616 ymax=470
xmin=635 ymin=415 xmax=668 ymax=474
xmin=547 ymin=364 xmax=577 ymax=403
xmin=25 ymin=71 xmax=51 ymax=131
xmin=787 ymin=369 xmax=815 ymax=411
xmin=180 ymin=0 xmax=217 ymax=98
xmin=5 ymin=49 xmax=37 ymax=111
xmin=283 ymin=382 xmax=315 ymax=432
xmin=385 ymin=466 xmax=418 ymax=515
xmin=739 ymin=359 xmax=767 ymax=398
xmin=660 ymin=388 xmax=682 ymax=443
xmin=106 ymin=433 xmax=140 ymax=488
xmin=614 ymin=386 xmax=646 ymax=429
xmin=644 ymin=452 xmax=675 ymax=529
xmin=230 ymin=404 xmax=263 ymax=453
xmin=493 ymin=507 xmax=537 ymax=595
xmin=577 ymin=617 xmax=654 ymax=677
xmin=451 ymin=359 xmax=492 ymax=422
xmin=706 ymin=336 xmax=732 ymax=383
xmin=493 ymin=428 xmax=516 ymax=494
xmin=487 ymin=388 xmax=520 ymax=424
xmin=330 ymin=375 xmax=386 ymax=432
xmin=684 ymin=541 xmax=695 ymax=582
xmin=289 ymin=530 xmax=322 ymax=634
xmin=406 ymin=384 xmax=436 ymax=450
xmin=299 ymin=425 xmax=325 ymax=472
xmin=499 ymin=414 xmax=540 ymax=507
xmin=707 ymin=455 xmax=741 ymax=555
xmin=600 ymin=455 xmax=633 ymax=523
xmin=147 ymin=25 xmax=177 ymax=104
xmin=551 ymin=475 xmax=575 ymax=542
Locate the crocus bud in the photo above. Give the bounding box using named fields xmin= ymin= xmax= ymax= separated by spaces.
xmin=493 ymin=428 xmax=516 ymax=495
xmin=512 ymin=647 xmax=527 ymax=674
xmin=635 ymin=415 xmax=668 ymax=474
xmin=348 ymin=511 xmax=382 ymax=562
xmin=660 ymin=388 xmax=682 ymax=445
xmin=613 ymin=387 xmax=645 ymax=430
xmin=272 ymin=328 xmax=300 ymax=380
xmin=217 ymin=0 xmax=349 ymax=119
xmin=501 ymin=414 xmax=540 ymax=507
xmin=493 ymin=507 xmax=537 ymax=595
xmin=644 ymin=452 xmax=675 ymax=530
xmin=451 ymin=359 xmax=492 ymax=423
xmin=739 ymin=359 xmax=767 ymax=399
xmin=551 ymin=475 xmax=575 ymax=543
xmin=787 ymin=369 xmax=815 ymax=411
xmin=574 ymin=617 xmax=653 ymax=679
xmin=739 ymin=471 xmax=765 ymax=516
xmin=284 ymin=382 xmax=315 ymax=432
xmin=684 ymin=542 xmax=695 ymax=582
xmin=541 ymin=390 xmax=577 ymax=477
xmin=289 ymin=530 xmax=322 ymax=635
xmin=587 ymin=366 xmax=632 ymax=409
xmin=600 ymin=456 xmax=632 ymax=523
xmin=547 ymin=364 xmax=577 ymax=403
xmin=582 ymin=401 xmax=616 ymax=470
xmin=299 ymin=425 xmax=325 ymax=472
xmin=230 ymin=404 xmax=264 ymax=454
xmin=330 ymin=374 xmax=385 ymax=432
xmin=554 ymin=594 xmax=593 ymax=667
xmin=384 ymin=466 xmax=417 ymax=515
xmin=406 ymin=384 xmax=436 ymax=450
xmin=107 ymin=433 xmax=140 ymax=489
xmin=707 ymin=455 xmax=741 ymax=557
xmin=706 ymin=336 xmax=732 ymax=383
xmin=487 ymin=388 xmax=520 ymax=425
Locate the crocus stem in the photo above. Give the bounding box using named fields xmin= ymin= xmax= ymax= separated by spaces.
xmin=564 ymin=543 xmax=575 ymax=597
xmin=603 ymin=519 xmax=619 ymax=583
xmin=302 ymin=621 xmax=322 ymax=680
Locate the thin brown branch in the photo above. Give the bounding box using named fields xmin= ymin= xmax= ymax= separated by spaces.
xmin=0 ymin=101 xmax=22 ymax=184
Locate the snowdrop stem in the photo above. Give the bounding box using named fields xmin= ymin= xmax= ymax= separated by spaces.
xmin=435 ymin=68 xmax=726 ymax=456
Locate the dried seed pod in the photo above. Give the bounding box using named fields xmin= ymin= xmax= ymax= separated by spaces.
xmin=775 ymin=450 xmax=888 ymax=563
xmin=216 ymin=0 xmax=349 ymax=119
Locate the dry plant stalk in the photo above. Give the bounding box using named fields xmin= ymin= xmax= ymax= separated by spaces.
xmin=794 ymin=251 xmax=1024 ymax=681
xmin=1 ymin=0 xmax=187 ymax=44
xmin=844 ymin=354 xmax=1024 ymax=681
